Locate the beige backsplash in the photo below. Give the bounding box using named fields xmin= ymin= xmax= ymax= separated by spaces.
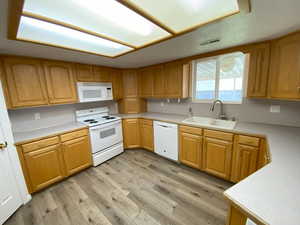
xmin=8 ymin=101 xmax=118 ymax=132
xmin=147 ymin=98 xmax=300 ymax=127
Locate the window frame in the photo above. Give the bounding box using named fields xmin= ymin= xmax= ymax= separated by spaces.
xmin=191 ymin=52 xmax=247 ymax=104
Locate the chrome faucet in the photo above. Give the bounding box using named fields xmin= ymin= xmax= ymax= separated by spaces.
xmin=210 ymin=99 xmax=227 ymax=120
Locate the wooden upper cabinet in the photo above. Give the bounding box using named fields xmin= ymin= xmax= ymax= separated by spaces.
xmin=43 ymin=61 xmax=78 ymax=104
xmin=3 ymin=57 xmax=48 ymax=108
xmin=111 ymin=69 xmax=123 ymax=100
xmin=269 ymin=32 xmax=300 ymax=99
xmin=139 ymin=68 xmax=154 ymax=98
xmin=94 ymin=66 xmax=111 ymax=82
xmin=247 ymin=43 xmax=271 ymax=98
xmin=61 ymin=135 xmax=92 ymax=176
xmin=152 ymin=65 xmax=165 ymax=97
xmin=118 ymin=97 xmax=147 ymax=114
xmin=203 ymin=136 xmax=233 ymax=180
xmin=164 ymin=62 xmax=189 ymax=98
xmin=122 ymin=118 xmax=140 ymax=148
xmin=75 ymin=64 xmax=94 ymax=82
xmin=122 ymin=70 xmax=139 ymax=97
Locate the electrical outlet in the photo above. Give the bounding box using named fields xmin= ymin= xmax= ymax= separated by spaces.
xmin=270 ymin=105 xmax=280 ymax=113
xmin=160 ymin=102 xmax=164 ymax=107
xmin=34 ymin=112 xmax=41 ymax=120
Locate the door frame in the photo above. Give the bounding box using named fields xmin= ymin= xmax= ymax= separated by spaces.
xmin=0 ymin=81 xmax=31 ymax=205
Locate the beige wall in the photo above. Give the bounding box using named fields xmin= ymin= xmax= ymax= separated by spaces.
xmin=8 ymin=101 xmax=118 ymax=132
xmin=147 ymin=98 xmax=300 ymax=127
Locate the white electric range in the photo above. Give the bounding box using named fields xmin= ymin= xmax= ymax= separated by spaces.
xmin=76 ymin=107 xmax=123 ymax=166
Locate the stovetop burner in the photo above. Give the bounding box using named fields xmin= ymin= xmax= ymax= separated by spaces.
xmin=84 ymin=119 xmax=96 ymax=122
xmin=102 ymin=116 xmax=116 ymax=120
xmin=89 ymin=121 xmax=98 ymax=124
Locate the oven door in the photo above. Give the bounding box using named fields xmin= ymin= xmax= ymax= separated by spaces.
xmin=89 ymin=120 xmax=123 ymax=154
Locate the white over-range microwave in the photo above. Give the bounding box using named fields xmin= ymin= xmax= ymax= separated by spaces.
xmin=77 ymin=82 xmax=113 ymax=102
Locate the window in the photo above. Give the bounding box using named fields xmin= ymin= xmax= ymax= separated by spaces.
xmin=192 ymin=52 xmax=246 ymax=103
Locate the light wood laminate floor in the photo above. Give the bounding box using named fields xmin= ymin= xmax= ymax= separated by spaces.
xmin=5 ymin=149 xmax=233 ymax=225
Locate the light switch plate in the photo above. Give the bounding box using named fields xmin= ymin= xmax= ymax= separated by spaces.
xmin=34 ymin=112 xmax=41 ymax=120
xmin=270 ymin=105 xmax=280 ymax=113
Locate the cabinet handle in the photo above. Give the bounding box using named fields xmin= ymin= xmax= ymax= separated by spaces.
xmin=0 ymin=141 xmax=8 ymax=150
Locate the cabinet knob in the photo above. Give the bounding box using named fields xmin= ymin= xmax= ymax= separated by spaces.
xmin=0 ymin=141 xmax=8 ymax=150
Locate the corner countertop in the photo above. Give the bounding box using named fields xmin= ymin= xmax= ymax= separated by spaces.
xmin=13 ymin=122 xmax=88 ymax=145
xmin=117 ymin=112 xmax=300 ymax=225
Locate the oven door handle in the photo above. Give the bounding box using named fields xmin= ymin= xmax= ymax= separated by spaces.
xmin=90 ymin=120 xmax=121 ymax=130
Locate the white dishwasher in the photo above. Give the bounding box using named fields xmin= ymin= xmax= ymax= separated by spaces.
xmin=154 ymin=121 xmax=178 ymax=161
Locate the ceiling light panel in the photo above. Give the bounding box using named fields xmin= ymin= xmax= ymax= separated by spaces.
xmin=22 ymin=0 xmax=171 ymax=48
xmin=17 ymin=16 xmax=133 ymax=57
xmin=126 ymin=0 xmax=240 ymax=33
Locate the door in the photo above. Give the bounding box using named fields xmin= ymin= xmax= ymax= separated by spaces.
xmin=24 ymin=144 xmax=65 ymax=192
xmin=234 ymin=144 xmax=258 ymax=182
xmin=153 ymin=65 xmax=165 ymax=97
xmin=3 ymin=57 xmax=48 ymax=107
xmin=122 ymin=70 xmax=139 ymax=97
xmin=269 ymin=32 xmax=300 ymax=99
xmin=179 ymin=132 xmax=202 ymax=169
xmin=140 ymin=120 xmax=154 ymax=151
xmin=164 ymin=62 xmax=182 ymax=98
xmin=203 ymin=137 xmax=233 ymax=180
xmin=93 ymin=66 xmax=111 ymax=82
xmin=122 ymin=119 xmax=140 ymax=148
xmin=139 ymin=68 xmax=153 ymax=97
xmin=44 ymin=61 xmax=78 ymax=104
xmin=0 ymin=124 xmax=22 ymax=225
xmin=111 ymin=69 xmax=123 ymax=100
xmin=62 ymin=136 xmax=92 ymax=176
xmin=75 ymin=64 xmax=95 ymax=82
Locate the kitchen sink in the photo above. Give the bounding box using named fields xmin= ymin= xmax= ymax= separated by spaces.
xmin=182 ymin=117 xmax=237 ymax=130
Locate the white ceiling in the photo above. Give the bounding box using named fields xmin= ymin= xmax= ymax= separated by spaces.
xmin=1 ymin=0 xmax=300 ymax=68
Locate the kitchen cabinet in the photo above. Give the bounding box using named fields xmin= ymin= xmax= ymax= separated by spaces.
xmin=111 ymin=69 xmax=123 ymax=100
xmin=139 ymin=68 xmax=154 ymax=98
xmin=16 ymin=128 xmax=91 ymax=193
xmin=179 ymin=126 xmax=203 ymax=169
xmin=231 ymin=135 xmax=260 ymax=182
xmin=247 ymin=43 xmax=271 ymax=98
xmin=118 ymin=98 xmax=147 ymax=114
xmin=164 ymin=61 xmax=190 ymax=98
xmin=75 ymin=64 xmax=94 ymax=82
xmin=268 ymin=31 xmax=300 ymax=99
xmin=62 ymin=135 xmax=92 ymax=176
xmin=122 ymin=118 xmax=141 ymax=148
xmin=122 ymin=70 xmax=139 ymax=98
xmin=3 ymin=57 xmax=48 ymax=108
xmin=93 ymin=66 xmax=111 ymax=82
xmin=152 ymin=65 xmax=165 ymax=97
xmin=203 ymin=130 xmax=233 ymax=180
xmin=23 ymin=144 xmax=65 ymax=192
xmin=140 ymin=119 xmax=154 ymax=151
xmin=43 ymin=61 xmax=78 ymax=104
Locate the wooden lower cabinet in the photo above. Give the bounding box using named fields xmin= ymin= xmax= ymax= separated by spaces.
xmin=179 ymin=126 xmax=203 ymax=169
xmin=62 ymin=136 xmax=92 ymax=176
xmin=140 ymin=119 xmax=154 ymax=151
xmin=203 ymin=137 xmax=233 ymax=180
xmin=24 ymin=144 xmax=65 ymax=192
xmin=122 ymin=119 xmax=141 ymax=148
xmin=17 ymin=128 xmax=92 ymax=193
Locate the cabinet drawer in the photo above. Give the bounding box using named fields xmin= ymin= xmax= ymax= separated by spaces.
xmin=238 ymin=135 xmax=260 ymax=147
xmin=60 ymin=129 xmax=88 ymax=142
xmin=22 ymin=136 xmax=59 ymax=153
xmin=180 ymin=125 xmax=202 ymax=136
xmin=204 ymin=129 xmax=233 ymax=141
xmin=140 ymin=119 xmax=153 ymax=126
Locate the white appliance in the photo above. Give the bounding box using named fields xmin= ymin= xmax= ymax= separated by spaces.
xmin=76 ymin=107 xmax=123 ymax=166
xmin=154 ymin=121 xmax=178 ymax=161
xmin=77 ymin=82 xmax=113 ymax=103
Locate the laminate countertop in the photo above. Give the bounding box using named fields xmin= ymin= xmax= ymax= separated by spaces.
xmin=117 ymin=112 xmax=300 ymax=225
xmin=13 ymin=122 xmax=88 ymax=145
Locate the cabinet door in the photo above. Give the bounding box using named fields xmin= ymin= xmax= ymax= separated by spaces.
xmin=118 ymin=98 xmax=147 ymax=114
xmin=179 ymin=132 xmax=202 ymax=169
xmin=139 ymin=68 xmax=153 ymax=97
xmin=269 ymin=32 xmax=300 ymax=99
xmin=44 ymin=61 xmax=78 ymax=104
xmin=75 ymin=64 xmax=94 ymax=82
xmin=94 ymin=66 xmax=111 ymax=82
xmin=122 ymin=70 xmax=139 ymax=97
xmin=153 ymin=65 xmax=165 ymax=97
xmin=24 ymin=144 xmax=65 ymax=192
xmin=203 ymin=137 xmax=233 ymax=180
xmin=140 ymin=120 xmax=154 ymax=151
xmin=3 ymin=57 xmax=48 ymax=107
xmin=122 ymin=119 xmax=140 ymax=148
xmin=247 ymin=43 xmax=271 ymax=98
xmin=62 ymin=136 xmax=92 ymax=176
xmin=111 ymin=69 xmax=123 ymax=100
